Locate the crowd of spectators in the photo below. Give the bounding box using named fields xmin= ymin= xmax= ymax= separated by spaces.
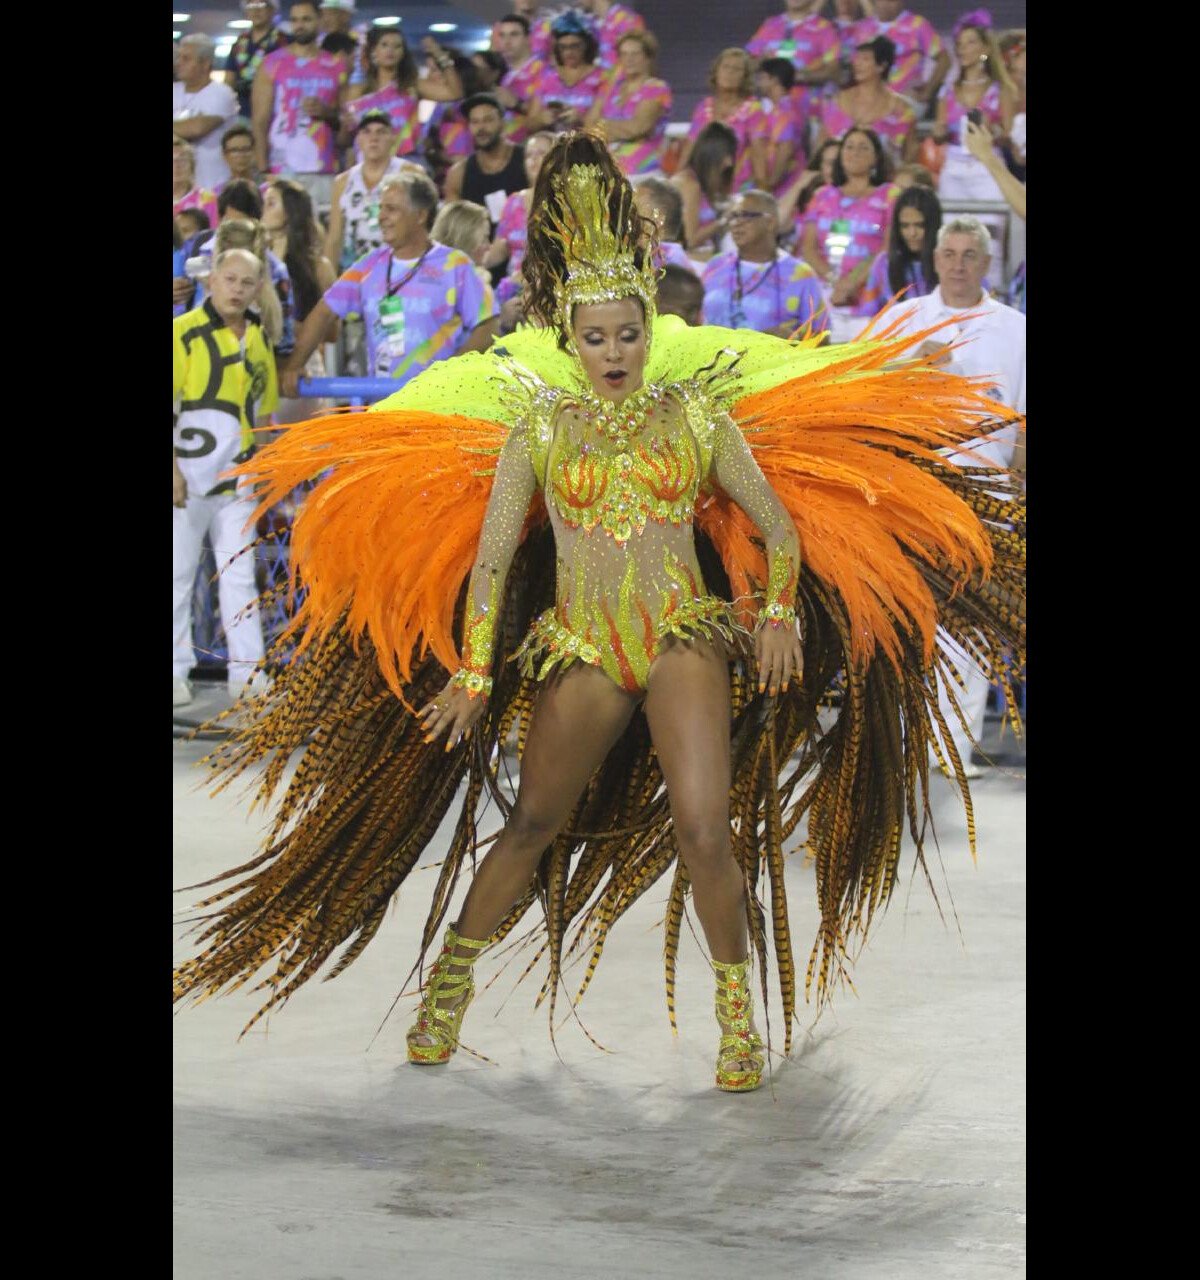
xmin=174 ymin=0 xmax=1026 ymax=708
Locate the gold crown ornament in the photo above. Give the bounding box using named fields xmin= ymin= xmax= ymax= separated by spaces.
xmin=538 ymin=163 xmax=658 ymax=347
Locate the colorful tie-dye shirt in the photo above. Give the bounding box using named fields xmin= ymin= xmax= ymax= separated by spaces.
xmin=593 ymin=3 xmax=646 ymax=69
xmin=861 ymin=252 xmax=931 ymax=316
xmin=533 ymin=63 xmax=610 ymax=123
xmin=495 ymin=190 xmax=531 ymax=281
xmin=746 ymin=13 xmax=839 ymax=122
xmin=801 ymin=183 xmax=900 ymax=306
xmin=322 ymin=242 xmax=497 ymax=386
xmin=700 ymin=250 xmax=827 ymax=335
xmin=593 ymin=75 xmax=672 ymax=175
xmin=820 ymin=94 xmax=917 ymax=164
xmin=260 ymin=48 xmax=348 ymax=175
xmin=529 ymin=14 xmax=555 ymax=62
xmin=343 ymin=86 xmax=421 ymax=160
xmin=851 ymin=10 xmax=944 ymax=98
xmin=224 ymin=24 xmax=287 ymax=119
xmin=687 ymin=97 xmax=770 ymax=192
xmin=763 ymin=101 xmax=804 ymax=198
xmin=501 ymin=56 xmax=549 ymax=144
xmin=174 ymin=187 xmax=219 ymax=231
xmin=939 ymin=79 xmax=1003 ymax=146
xmin=426 ymin=102 xmax=473 ymax=162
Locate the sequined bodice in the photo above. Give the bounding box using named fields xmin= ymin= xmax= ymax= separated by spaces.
xmin=542 ymin=394 xmax=713 ymax=678
xmin=546 ymin=398 xmax=701 ymax=545
xmin=455 ymin=367 xmax=800 ymax=696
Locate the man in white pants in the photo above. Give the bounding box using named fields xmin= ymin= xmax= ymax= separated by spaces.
xmin=173 ymin=249 xmax=279 ymax=708
xmin=878 ymin=214 xmax=1025 ymax=777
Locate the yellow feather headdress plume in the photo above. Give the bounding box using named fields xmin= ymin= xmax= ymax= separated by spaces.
xmin=537 ymin=162 xmax=658 ymax=337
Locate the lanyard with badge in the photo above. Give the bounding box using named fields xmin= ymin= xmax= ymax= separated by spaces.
xmin=731 ymin=255 xmax=779 ymax=329
xmin=375 ymin=247 xmax=429 ymax=375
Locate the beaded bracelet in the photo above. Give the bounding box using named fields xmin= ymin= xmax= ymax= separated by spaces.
xmin=450 ymin=669 xmax=493 ymax=699
xmin=757 ymin=601 xmax=798 ymax=629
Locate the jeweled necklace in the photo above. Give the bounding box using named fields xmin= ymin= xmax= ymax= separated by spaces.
xmin=577 ymin=382 xmax=663 ymax=444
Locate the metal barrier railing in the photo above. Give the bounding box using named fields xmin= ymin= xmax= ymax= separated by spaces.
xmin=295 ymin=376 xmax=401 ymax=407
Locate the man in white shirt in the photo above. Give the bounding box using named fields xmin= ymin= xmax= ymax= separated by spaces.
xmin=878 ymin=215 xmax=1025 ymax=778
xmin=173 ymin=34 xmax=240 ymax=191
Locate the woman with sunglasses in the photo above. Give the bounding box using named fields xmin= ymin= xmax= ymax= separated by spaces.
xmin=526 ymin=13 xmax=608 ymax=133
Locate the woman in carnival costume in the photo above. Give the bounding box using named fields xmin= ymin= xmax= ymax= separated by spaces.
xmin=174 ymin=131 xmax=1025 ymax=1094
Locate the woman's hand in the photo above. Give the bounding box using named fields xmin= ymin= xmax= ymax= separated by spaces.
xmin=419 ymin=680 xmax=486 ymax=750
xmin=755 ymin=618 xmax=803 ymax=696
xmin=963 ymin=117 xmax=999 ymax=167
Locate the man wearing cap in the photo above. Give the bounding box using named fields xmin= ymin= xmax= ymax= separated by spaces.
xmin=324 ymin=110 xmax=418 ymax=272
xmin=443 ymin=95 xmax=527 ymax=231
xmin=225 ymin=1 xmax=286 ymax=120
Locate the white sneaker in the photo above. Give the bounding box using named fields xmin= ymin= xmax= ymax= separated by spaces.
xmin=173 ymin=677 xmax=194 ymax=708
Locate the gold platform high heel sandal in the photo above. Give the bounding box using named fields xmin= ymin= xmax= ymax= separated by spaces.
xmin=712 ymin=957 xmax=765 ymax=1093
xmin=406 ymin=923 xmax=491 ymax=1065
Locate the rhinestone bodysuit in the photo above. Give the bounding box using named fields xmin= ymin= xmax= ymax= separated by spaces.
xmin=458 ymin=373 xmax=801 ymax=696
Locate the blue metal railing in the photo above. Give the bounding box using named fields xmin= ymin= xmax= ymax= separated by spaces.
xmin=295 ymin=376 xmax=400 ymax=406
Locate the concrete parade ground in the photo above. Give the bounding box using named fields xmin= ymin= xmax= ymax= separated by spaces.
xmin=173 ymin=703 xmax=1026 ymax=1280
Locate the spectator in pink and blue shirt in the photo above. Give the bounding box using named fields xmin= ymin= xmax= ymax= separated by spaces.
xmin=702 ymin=190 xmax=828 ymax=337
xmin=756 ymin=58 xmax=807 ymax=200
xmin=860 ymin=182 xmax=941 ymax=317
xmin=278 ymin=170 xmax=498 ymax=396
xmin=812 ymin=36 xmax=918 ymax=167
xmin=579 ymin=1 xmax=646 ymax=69
xmin=797 ymin=126 xmax=899 ymax=333
xmin=527 ymin=13 xmax=610 ymax=135
xmin=745 ymin=0 xmax=841 ymax=125
xmin=679 ymin=49 xmax=770 ymax=193
xmin=492 ymin=13 xmax=548 ymax=145
xmin=851 ymin=0 xmax=949 ymax=107
xmin=583 ymin=30 xmax=672 ymax=176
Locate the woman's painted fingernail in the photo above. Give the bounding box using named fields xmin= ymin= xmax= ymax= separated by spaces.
xmin=758 ymin=682 xmax=766 ymax=693
xmin=769 ymin=686 xmax=777 ymax=696
xmin=423 ymin=734 xmax=433 ymax=744
xmin=445 ymin=741 xmax=453 ymax=752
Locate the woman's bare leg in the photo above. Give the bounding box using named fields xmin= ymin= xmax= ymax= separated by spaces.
xmin=643 ymin=638 xmax=759 ymax=1067
xmin=411 ymin=665 xmax=637 ymax=1045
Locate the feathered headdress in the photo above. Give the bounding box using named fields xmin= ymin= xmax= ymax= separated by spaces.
xmin=536 ymin=162 xmax=658 ymax=341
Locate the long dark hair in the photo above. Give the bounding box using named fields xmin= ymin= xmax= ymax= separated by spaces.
xmin=887 ymin=185 xmax=941 ymax=297
xmin=831 ymin=126 xmax=892 ymax=187
xmin=368 ymin=25 xmax=418 ymax=94
xmin=268 ymin=178 xmax=324 ymax=323
xmin=688 ymin=121 xmax=738 ymax=209
xmin=523 ymin=130 xmax=655 ymax=348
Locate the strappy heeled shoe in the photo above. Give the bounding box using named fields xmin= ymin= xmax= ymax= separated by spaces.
xmin=405 ymin=923 xmax=491 ymax=1065
xmin=712 ymin=957 xmax=765 ymax=1092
